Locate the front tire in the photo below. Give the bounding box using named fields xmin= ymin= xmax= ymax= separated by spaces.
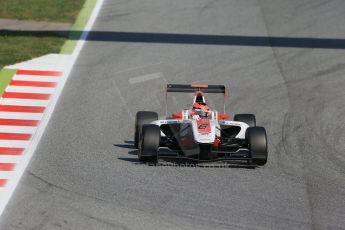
xmin=246 ymin=127 xmax=268 ymax=166
xmin=139 ymin=124 xmax=160 ymax=163
xmin=234 ymin=114 xmax=256 ymax=127
xmin=134 ymin=111 xmax=158 ymax=148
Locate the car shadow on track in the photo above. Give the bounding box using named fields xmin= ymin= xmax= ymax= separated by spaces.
xmin=113 ymin=144 xmax=137 ymax=150
xmin=114 ymin=142 xmax=256 ymax=169
xmin=2 ymin=30 xmax=345 ymax=49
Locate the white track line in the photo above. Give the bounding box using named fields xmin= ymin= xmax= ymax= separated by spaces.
xmin=128 ymin=72 xmax=162 ymax=84
xmin=5 ymin=86 xmax=55 ymax=94
xmin=0 ymin=112 xmax=43 ymax=120
xmin=0 ymin=0 xmax=105 ymax=216
xmin=13 ymin=75 xmax=59 ymax=82
xmin=0 ymin=126 xmax=37 ymax=134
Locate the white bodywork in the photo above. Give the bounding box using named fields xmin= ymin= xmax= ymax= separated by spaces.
xmin=150 ymin=109 xmax=249 ymax=143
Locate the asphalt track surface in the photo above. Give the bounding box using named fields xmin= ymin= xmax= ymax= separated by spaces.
xmin=1 ymin=0 xmax=345 ymax=229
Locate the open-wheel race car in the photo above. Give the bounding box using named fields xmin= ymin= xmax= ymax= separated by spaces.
xmin=134 ymin=84 xmax=268 ymax=166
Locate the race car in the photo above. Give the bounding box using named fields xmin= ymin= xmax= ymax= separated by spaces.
xmin=134 ymin=84 xmax=268 ymax=166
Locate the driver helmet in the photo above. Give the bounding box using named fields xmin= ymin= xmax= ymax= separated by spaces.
xmin=195 ymin=109 xmax=209 ymax=118
xmin=192 ymin=102 xmax=209 ymax=118
xmin=192 ymin=102 xmax=209 ymax=111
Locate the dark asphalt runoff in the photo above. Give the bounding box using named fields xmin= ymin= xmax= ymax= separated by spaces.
xmin=1 ymin=0 xmax=345 ymax=229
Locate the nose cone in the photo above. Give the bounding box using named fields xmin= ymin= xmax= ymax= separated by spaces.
xmin=192 ymin=119 xmax=216 ymax=143
xmin=197 ymin=119 xmax=211 ymax=133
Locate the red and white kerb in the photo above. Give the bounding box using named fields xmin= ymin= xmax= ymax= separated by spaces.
xmin=0 ymin=69 xmax=62 ymax=188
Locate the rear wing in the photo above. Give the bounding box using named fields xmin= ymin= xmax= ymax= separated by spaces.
xmin=165 ymin=84 xmax=227 ymax=114
xmin=166 ymin=84 xmax=226 ymax=94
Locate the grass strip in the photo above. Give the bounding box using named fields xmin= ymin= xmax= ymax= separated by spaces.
xmin=0 ymin=30 xmax=65 ymax=69
xmin=0 ymin=0 xmax=85 ymax=23
xmin=0 ymin=69 xmax=16 ymax=96
xmin=60 ymin=0 xmax=97 ymax=54
xmin=0 ymin=0 xmax=97 ymax=92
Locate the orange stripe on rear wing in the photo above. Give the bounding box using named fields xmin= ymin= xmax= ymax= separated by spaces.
xmin=191 ymin=84 xmax=208 ymax=88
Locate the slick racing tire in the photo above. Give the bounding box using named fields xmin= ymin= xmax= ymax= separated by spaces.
xmin=234 ymin=114 xmax=256 ymax=127
xmin=139 ymin=124 xmax=160 ymax=163
xmin=246 ymin=127 xmax=268 ymax=166
xmin=134 ymin=111 xmax=158 ymax=148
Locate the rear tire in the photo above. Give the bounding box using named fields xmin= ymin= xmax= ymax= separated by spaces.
xmin=139 ymin=124 xmax=160 ymax=163
xmin=135 ymin=111 xmax=158 ymax=148
xmin=246 ymin=127 xmax=267 ymax=166
xmin=234 ymin=114 xmax=256 ymax=127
